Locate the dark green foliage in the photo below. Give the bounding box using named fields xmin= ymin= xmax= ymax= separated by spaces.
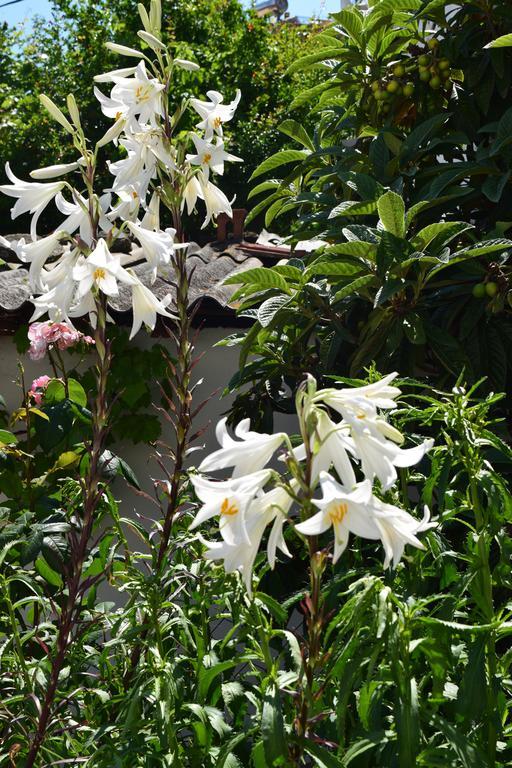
xmin=228 ymin=0 xmax=512 ymax=427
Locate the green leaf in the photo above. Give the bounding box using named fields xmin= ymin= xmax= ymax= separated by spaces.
xmin=198 ymin=660 xmax=240 ymax=703
xmin=306 ymin=261 xmax=364 ymax=278
xmin=452 ymin=238 xmax=512 ymax=258
xmin=398 ymin=677 xmax=420 ymax=767
xmin=289 ymin=80 xmax=341 ymax=111
xmin=304 ymin=741 xmax=342 ymax=767
xmin=257 ymin=295 xmax=290 ymax=328
xmin=272 ymin=264 xmax=304 ymax=282
xmin=341 ymin=734 xmax=385 ymax=765
xmin=333 ymin=275 xmax=375 ymax=302
xmin=430 ymin=715 xmax=486 ymax=768
xmin=323 ymin=241 xmax=378 ymax=259
xmin=286 ymin=47 xmax=345 ymax=76
xmin=44 ymin=379 xmax=66 ymax=405
xmin=403 ymin=314 xmax=426 ymax=345
xmin=246 ymin=191 xmax=286 ymax=225
xmin=485 ymin=33 xmax=512 ymax=48
xmin=265 ymin=197 xmax=296 ymax=228
xmin=261 ymin=685 xmax=287 ymax=766
xmin=482 ymin=171 xmax=510 ymax=202
xmin=278 ymin=119 xmax=314 ymax=151
xmin=456 ymin=637 xmax=486 ymax=721
xmin=224 ymin=267 xmax=291 ymax=294
xmin=330 ymin=7 xmax=363 ymax=44
xmin=35 ymin=401 xmax=74 ymax=451
xmin=248 ymin=180 xmax=281 ymax=201
xmin=376 ymin=231 xmax=410 ymax=275
xmin=99 ymin=450 xmax=140 ymax=489
xmin=250 ymin=150 xmax=309 ymax=180
xmin=67 ymin=378 xmax=87 ymax=407
xmin=400 ymin=114 xmax=449 ymax=162
xmin=55 ymin=450 xmax=80 ymax=469
xmin=328 ymin=199 xmax=378 ymax=218
xmin=377 ymin=191 xmax=405 ymax=238
xmin=411 ymin=222 xmax=473 ymax=251
xmin=0 ymin=429 xmax=17 ymax=445
xmin=35 ymin=556 xmax=63 ymax=588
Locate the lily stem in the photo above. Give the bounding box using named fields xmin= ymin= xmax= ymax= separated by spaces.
xmin=25 ymin=296 xmax=111 ymax=768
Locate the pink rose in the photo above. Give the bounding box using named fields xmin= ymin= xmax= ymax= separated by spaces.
xmin=28 ymin=322 xmax=95 ymax=360
xmin=28 ymin=374 xmax=52 ymax=406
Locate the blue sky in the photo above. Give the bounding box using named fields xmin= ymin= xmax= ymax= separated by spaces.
xmin=0 ymin=0 xmax=341 ymax=26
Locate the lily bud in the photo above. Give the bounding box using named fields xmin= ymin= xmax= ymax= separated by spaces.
xmin=66 ymin=94 xmax=82 ymax=129
xmin=137 ymin=2 xmax=151 ymax=32
xmin=137 ymin=30 xmax=165 ymax=50
xmin=149 ymin=0 xmax=162 ymax=32
xmin=96 ymin=117 xmax=126 ymax=148
xmin=39 ymin=95 xmax=74 ymax=134
xmin=105 ymin=42 xmax=145 ymax=58
xmin=175 ymin=58 xmax=200 ymax=72
xmin=30 ymin=162 xmax=80 ymax=180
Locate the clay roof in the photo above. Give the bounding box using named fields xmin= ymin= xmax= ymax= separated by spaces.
xmin=0 ymin=235 xmax=277 ymax=334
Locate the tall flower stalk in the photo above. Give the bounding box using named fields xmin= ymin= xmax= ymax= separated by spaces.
xmin=190 ymin=373 xmax=436 ymax=761
xmin=0 ymin=0 xmax=241 ymax=760
xmin=25 ymin=298 xmax=110 ymax=768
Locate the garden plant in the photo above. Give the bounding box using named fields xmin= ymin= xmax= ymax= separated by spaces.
xmin=0 ymin=1 xmax=511 ymax=767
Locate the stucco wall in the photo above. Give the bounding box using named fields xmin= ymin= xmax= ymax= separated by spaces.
xmin=0 ymin=327 xmax=297 ymax=515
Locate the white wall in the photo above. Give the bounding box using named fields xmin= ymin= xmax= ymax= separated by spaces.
xmin=0 ymin=327 xmax=297 ymax=516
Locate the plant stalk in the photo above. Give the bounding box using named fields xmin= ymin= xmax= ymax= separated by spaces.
xmin=25 ymin=296 xmax=111 ymax=767
xmin=469 ymin=476 xmax=497 ymax=767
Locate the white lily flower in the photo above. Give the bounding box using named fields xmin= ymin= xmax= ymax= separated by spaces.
xmin=198 ymin=174 xmax=233 ymax=228
xmin=72 ymin=238 xmax=136 ymax=298
xmin=107 ymin=61 xmax=165 ymax=127
xmin=30 ymin=162 xmax=80 ymax=180
xmin=129 ymin=276 xmax=176 ymax=338
xmin=69 ymin=288 xmax=108 ymax=327
xmin=12 ymin=230 xmax=65 ymax=291
xmin=141 ymin=191 xmax=161 ymax=231
xmin=296 ymin=471 xmax=435 ymax=568
xmin=198 ymin=417 xmax=286 ymax=478
xmin=187 ymin=135 xmax=242 ymax=181
xmin=30 ymin=277 xmax=77 ymax=326
xmin=320 ymin=372 xmax=402 ymax=413
xmin=189 ymin=469 xmax=272 ymax=545
xmin=351 ymin=426 xmax=433 ymax=491
xmin=105 ymin=42 xmax=146 ymax=59
xmin=107 ymin=185 xmax=146 ymax=224
xmin=126 ymin=221 xmax=181 ymax=281
xmin=108 ymin=128 xmax=173 ymax=194
xmin=94 ymin=86 xmax=129 ymax=123
xmin=190 ymin=89 xmax=241 ymax=140
xmin=0 ymin=163 xmax=65 ymax=240
xmin=182 ymin=174 xmax=202 ymax=215
xmin=371 ymin=501 xmax=436 ymax=568
xmin=200 ymin=485 xmax=293 ymax=595
xmin=96 ymin=115 xmax=127 ymax=148
xmin=318 ymin=376 xmax=433 ymax=490
xmin=39 ymin=248 xmax=79 ymax=291
xmin=295 ymin=472 xmax=378 ymax=564
xmin=94 ymin=65 xmax=138 ymax=83
xmin=292 ymin=408 xmax=357 ymax=488
xmin=55 ymin=191 xmax=112 ymax=245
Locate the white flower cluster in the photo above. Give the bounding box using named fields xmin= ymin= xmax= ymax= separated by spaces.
xmin=191 ymin=373 xmax=436 ymax=594
xmin=0 ymin=0 xmax=241 ymax=337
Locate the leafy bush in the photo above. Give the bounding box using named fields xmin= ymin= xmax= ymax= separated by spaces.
xmin=226 ymin=0 xmax=512 ymax=426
